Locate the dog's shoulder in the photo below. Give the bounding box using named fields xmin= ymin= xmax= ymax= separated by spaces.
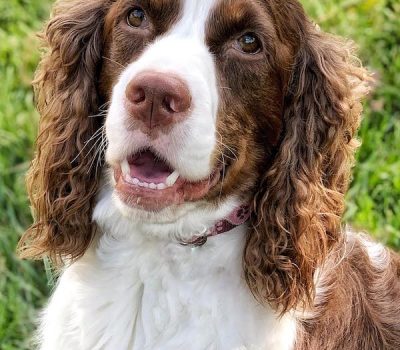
xmin=296 ymin=231 xmax=400 ymax=350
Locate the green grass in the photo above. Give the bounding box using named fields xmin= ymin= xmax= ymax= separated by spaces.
xmin=303 ymin=0 xmax=400 ymax=248
xmin=0 ymin=0 xmax=399 ymax=348
xmin=0 ymin=1 xmax=51 ymax=348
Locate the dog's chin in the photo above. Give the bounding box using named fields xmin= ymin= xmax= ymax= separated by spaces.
xmin=101 ymin=184 xmax=242 ymax=242
xmin=112 ymin=193 xmax=208 ymax=225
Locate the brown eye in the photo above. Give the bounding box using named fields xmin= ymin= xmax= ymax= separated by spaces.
xmin=236 ymin=33 xmax=261 ymax=54
xmin=127 ymin=7 xmax=147 ymax=28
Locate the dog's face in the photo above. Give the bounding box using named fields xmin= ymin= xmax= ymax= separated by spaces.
xmin=101 ymin=0 xmax=287 ymax=218
xmin=22 ymin=0 xmax=368 ymax=311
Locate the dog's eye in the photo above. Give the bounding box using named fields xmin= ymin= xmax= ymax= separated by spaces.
xmin=127 ymin=7 xmax=147 ymax=28
xmin=236 ymin=33 xmax=262 ymax=54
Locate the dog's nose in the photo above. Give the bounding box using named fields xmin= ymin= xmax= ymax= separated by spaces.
xmin=125 ymin=72 xmax=191 ymax=130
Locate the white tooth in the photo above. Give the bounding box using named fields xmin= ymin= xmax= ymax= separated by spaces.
xmin=149 ymin=183 xmax=157 ymax=189
xmin=139 ymin=181 xmax=149 ymax=188
xmin=121 ymin=159 xmax=130 ymax=176
xmin=125 ymin=174 xmax=135 ymax=184
xmin=157 ymin=183 xmax=167 ymax=190
xmin=133 ymin=178 xmax=140 ymax=185
xmin=165 ymin=171 xmax=180 ymax=187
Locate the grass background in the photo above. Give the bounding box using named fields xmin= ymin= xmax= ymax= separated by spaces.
xmin=0 ymin=0 xmax=399 ymax=348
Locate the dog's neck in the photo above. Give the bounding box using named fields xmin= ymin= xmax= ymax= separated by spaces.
xmin=48 ymin=187 xmax=297 ymax=350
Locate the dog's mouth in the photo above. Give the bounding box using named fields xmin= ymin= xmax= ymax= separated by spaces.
xmin=113 ymin=149 xmax=220 ymax=211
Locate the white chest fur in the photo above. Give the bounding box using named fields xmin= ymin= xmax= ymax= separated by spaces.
xmin=38 ymin=227 xmax=296 ymax=350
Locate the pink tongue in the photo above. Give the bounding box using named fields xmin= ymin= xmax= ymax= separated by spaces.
xmin=128 ymin=151 xmax=172 ymax=184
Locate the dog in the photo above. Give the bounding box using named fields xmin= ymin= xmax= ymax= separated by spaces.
xmin=19 ymin=0 xmax=400 ymax=349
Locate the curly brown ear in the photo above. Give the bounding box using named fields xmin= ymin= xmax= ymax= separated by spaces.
xmin=18 ymin=0 xmax=112 ymax=263
xmin=244 ymin=3 xmax=370 ymax=313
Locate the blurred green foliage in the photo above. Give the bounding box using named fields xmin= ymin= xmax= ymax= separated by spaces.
xmin=0 ymin=1 xmax=51 ymax=348
xmin=303 ymin=0 xmax=400 ymax=247
xmin=0 ymin=0 xmax=399 ymax=348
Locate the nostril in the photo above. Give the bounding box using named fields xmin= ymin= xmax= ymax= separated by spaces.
xmin=163 ymin=93 xmax=191 ymax=114
xmin=163 ymin=96 xmax=177 ymax=113
xmin=131 ymin=87 xmax=146 ymax=104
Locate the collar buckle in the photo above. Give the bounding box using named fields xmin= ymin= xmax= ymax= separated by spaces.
xmin=179 ymin=235 xmax=208 ymax=247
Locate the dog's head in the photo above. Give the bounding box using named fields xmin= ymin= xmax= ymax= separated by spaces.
xmin=20 ymin=0 xmax=369 ymax=311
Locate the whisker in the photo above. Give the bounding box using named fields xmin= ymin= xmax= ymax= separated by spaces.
xmin=102 ymin=56 xmax=127 ymax=69
xmin=88 ymin=102 xmax=110 ymax=119
xmin=72 ymin=125 xmax=105 ymax=164
xmin=87 ymin=133 xmax=107 ymax=175
xmin=83 ymin=127 xmax=104 ymax=146
xmin=88 ymin=111 xmax=108 ymax=118
xmin=215 ymin=130 xmax=238 ymax=161
xmin=218 ymin=151 xmax=227 ymax=202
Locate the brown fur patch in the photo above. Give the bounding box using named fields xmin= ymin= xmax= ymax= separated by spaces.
xmin=100 ymin=0 xmax=182 ymax=99
xmin=204 ymin=0 xmax=287 ymax=204
xmin=296 ymin=234 xmax=400 ymax=349
xmin=18 ymin=0 xmax=115 ymax=263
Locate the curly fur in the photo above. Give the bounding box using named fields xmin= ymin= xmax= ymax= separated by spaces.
xmin=243 ymin=2 xmax=369 ymax=312
xmin=18 ymin=0 xmax=114 ymax=262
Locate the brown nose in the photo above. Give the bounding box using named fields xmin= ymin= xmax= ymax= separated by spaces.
xmin=125 ymin=72 xmax=191 ymax=130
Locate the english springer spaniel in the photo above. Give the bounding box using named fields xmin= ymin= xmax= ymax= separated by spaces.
xmin=19 ymin=0 xmax=400 ymax=349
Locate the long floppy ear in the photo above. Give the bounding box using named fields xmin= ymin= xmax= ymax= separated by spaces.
xmin=18 ymin=0 xmax=112 ymax=263
xmin=244 ymin=2 xmax=370 ymax=312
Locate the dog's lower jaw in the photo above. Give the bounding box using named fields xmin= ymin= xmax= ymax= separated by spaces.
xmin=37 ymin=191 xmax=297 ymax=350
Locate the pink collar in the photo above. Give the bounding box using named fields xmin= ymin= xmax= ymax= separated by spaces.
xmin=180 ymin=205 xmax=251 ymax=247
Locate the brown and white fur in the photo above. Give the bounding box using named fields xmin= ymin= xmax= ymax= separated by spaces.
xmin=19 ymin=0 xmax=400 ymax=349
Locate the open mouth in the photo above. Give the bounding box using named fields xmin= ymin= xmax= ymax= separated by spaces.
xmin=114 ymin=149 xmax=220 ymax=211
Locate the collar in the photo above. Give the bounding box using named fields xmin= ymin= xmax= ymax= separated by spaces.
xmin=180 ymin=204 xmax=251 ymax=247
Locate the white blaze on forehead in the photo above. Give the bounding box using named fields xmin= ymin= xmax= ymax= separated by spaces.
xmin=173 ymin=0 xmax=219 ymax=38
xmin=106 ymin=0 xmax=221 ymax=181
